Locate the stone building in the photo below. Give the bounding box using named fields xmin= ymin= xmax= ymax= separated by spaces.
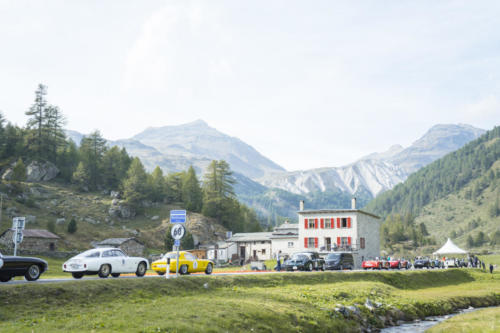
xmin=298 ymin=199 xmax=381 ymax=268
xmin=0 ymin=229 xmax=60 ymax=253
xmin=95 ymin=238 xmax=145 ymax=256
xmin=228 ymin=232 xmax=273 ymax=262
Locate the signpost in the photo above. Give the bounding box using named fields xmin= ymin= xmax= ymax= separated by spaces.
xmin=12 ymin=217 xmax=25 ymax=256
xmin=170 ymin=210 xmax=186 ymax=278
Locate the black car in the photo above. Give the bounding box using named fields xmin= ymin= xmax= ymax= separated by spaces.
xmin=430 ymin=259 xmax=443 ymax=269
xmin=413 ymin=258 xmax=431 ymax=269
xmin=0 ymin=252 xmax=48 ymax=282
xmin=284 ymin=252 xmax=325 ymax=271
xmin=325 ymin=252 xmax=354 ymax=270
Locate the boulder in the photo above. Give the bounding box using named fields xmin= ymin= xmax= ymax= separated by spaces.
xmin=110 ymin=191 xmax=120 ymax=199
xmin=26 ymin=215 xmax=37 ymax=224
xmin=119 ymin=205 xmax=135 ymax=218
xmin=26 ymin=161 xmax=59 ymax=182
xmin=108 ymin=206 xmax=120 ymax=218
xmin=151 ymin=216 xmax=160 ymax=221
xmin=2 ymin=168 xmax=13 ymax=180
xmin=56 ymin=218 xmax=66 ymax=225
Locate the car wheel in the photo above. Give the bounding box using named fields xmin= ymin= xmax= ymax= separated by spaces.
xmin=0 ymin=275 xmax=12 ymax=282
xmin=72 ymin=272 xmax=84 ymax=279
xmin=156 ymin=271 xmax=165 ymax=276
xmin=340 ymin=264 xmax=344 ymax=271
xmin=98 ymin=264 xmax=111 ymax=278
xmin=205 ymin=263 xmax=213 ymax=275
xmin=136 ymin=262 xmax=147 ymax=277
xmin=306 ymin=262 xmax=313 ymax=272
xmin=111 ymin=273 xmax=121 ymax=278
xmin=180 ymin=264 xmax=188 ymax=275
xmin=25 ymin=264 xmax=41 ymax=281
xmin=378 ymin=264 xmax=382 ymax=270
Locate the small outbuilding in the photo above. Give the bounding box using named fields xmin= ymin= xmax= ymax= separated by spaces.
xmin=0 ymin=229 xmax=60 ymax=253
xmin=95 ymin=237 xmax=145 ymax=256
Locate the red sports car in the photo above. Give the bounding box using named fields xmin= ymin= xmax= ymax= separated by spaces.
xmin=362 ymin=258 xmax=384 ymax=270
xmin=387 ymin=259 xmax=411 ymax=269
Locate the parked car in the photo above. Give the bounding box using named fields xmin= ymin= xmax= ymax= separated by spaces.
xmin=325 ymin=252 xmax=354 ymax=270
xmin=430 ymin=259 xmax=444 ymax=269
xmin=151 ymin=251 xmax=214 ymax=275
xmin=362 ymin=258 xmax=386 ymax=270
xmin=284 ymin=252 xmax=325 ymax=271
xmin=63 ymin=248 xmax=149 ymax=279
xmin=413 ymin=257 xmax=431 ymax=269
xmin=387 ymin=258 xmax=411 ymax=269
xmin=0 ymin=251 xmax=48 ymax=282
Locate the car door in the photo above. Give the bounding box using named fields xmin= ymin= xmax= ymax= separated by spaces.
xmin=183 ymin=253 xmax=199 ymax=272
xmin=112 ymin=249 xmax=130 ymax=273
xmin=101 ymin=250 xmax=121 ymax=273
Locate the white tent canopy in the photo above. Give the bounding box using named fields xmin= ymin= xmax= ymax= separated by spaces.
xmin=433 ymin=238 xmax=468 ymax=255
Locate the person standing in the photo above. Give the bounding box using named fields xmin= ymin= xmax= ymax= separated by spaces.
xmin=276 ymin=250 xmax=282 ymax=272
xmin=482 ymin=262 xmax=486 ymax=270
xmin=490 ymin=263 xmax=494 ymax=274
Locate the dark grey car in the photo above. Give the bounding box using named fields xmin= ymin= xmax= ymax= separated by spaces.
xmin=325 ymin=253 xmax=354 ymax=270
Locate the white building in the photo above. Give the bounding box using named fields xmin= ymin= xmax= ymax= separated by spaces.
xmin=298 ymin=199 xmax=381 ymax=268
xmin=228 ymin=232 xmax=273 ymax=262
xmin=205 ymin=241 xmax=238 ymax=263
xmin=270 ymin=221 xmax=298 ymax=258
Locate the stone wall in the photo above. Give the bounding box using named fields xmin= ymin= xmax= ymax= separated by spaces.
xmin=120 ymin=239 xmax=145 ymax=257
xmin=0 ymin=230 xmax=59 ymax=253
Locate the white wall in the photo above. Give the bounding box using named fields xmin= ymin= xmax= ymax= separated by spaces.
xmin=271 ymin=237 xmax=298 ymax=258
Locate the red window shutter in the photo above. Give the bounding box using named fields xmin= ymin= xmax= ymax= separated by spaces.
xmin=320 ymin=218 xmax=324 ymax=229
xmin=337 ymin=218 xmax=341 ymax=228
xmin=304 ymin=218 xmax=308 ymax=229
xmin=304 ymin=237 xmax=308 ymax=248
xmin=314 ymin=237 xmax=318 ymax=248
xmin=348 ymin=237 xmax=352 ymax=245
xmin=347 ymin=217 xmax=351 ymax=228
xmin=331 ymin=218 xmax=334 ymax=229
xmin=314 ymin=219 xmax=318 ymax=229
xmin=337 ymin=237 xmax=341 ymax=246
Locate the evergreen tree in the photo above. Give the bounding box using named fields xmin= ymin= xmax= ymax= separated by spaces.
xmin=12 ymin=158 xmax=26 ymax=181
xmin=0 ymin=112 xmax=6 ymax=158
xmin=43 ymin=105 xmax=66 ymax=163
xmin=79 ymin=130 xmax=107 ymax=190
xmin=165 ymin=172 xmax=184 ymax=203
xmin=466 ymin=235 xmax=475 ymax=248
xmin=202 ymin=160 xmax=235 ymax=224
xmin=72 ymin=161 xmax=90 ymax=190
xmin=102 ymin=146 xmax=131 ymax=189
xmin=67 ymin=218 xmax=77 ymax=234
xmin=148 ymin=166 xmax=166 ymax=202
xmin=122 ymin=157 xmax=148 ymax=210
xmin=181 ymin=166 xmax=202 ymax=212
xmin=57 ymin=140 xmax=79 ymax=182
xmin=490 ymin=230 xmax=500 ymax=246
xmin=25 ymin=84 xmax=48 ymax=160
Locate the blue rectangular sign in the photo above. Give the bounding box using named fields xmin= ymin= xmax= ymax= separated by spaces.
xmin=174 ymin=239 xmax=180 ymax=247
xmin=170 ymin=210 xmax=186 ymax=223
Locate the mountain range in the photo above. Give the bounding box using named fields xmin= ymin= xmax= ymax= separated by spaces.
xmin=66 ymin=122 xmax=485 ymax=222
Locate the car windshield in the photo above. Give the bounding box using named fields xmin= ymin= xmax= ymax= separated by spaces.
xmin=75 ymin=250 xmax=101 ymax=258
xmin=326 ymin=254 xmax=341 ymax=260
xmin=291 ymin=254 xmax=308 ymax=261
xmin=163 ymin=253 xmax=178 ymax=259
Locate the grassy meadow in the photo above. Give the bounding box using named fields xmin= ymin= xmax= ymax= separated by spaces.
xmin=428 ymin=306 xmax=500 ymax=333
xmin=1 ymin=269 xmax=499 ymax=332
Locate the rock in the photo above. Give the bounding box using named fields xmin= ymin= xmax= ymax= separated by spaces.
xmin=26 ymin=161 xmax=59 ymax=182
xmin=111 ymin=199 xmax=119 ymax=206
xmin=108 ymin=206 xmax=120 ymax=218
xmin=365 ymin=298 xmax=375 ymax=311
xmin=85 ymin=217 xmax=96 ymax=224
xmin=2 ymin=168 xmax=13 ymax=180
xmin=118 ymin=205 xmax=135 ymax=219
xmin=50 ymin=199 xmax=58 ymax=206
xmin=142 ymin=200 xmax=153 ymax=208
xmin=6 ymin=207 xmax=18 ymax=217
xmin=56 ymin=218 xmax=66 ymax=225
xmin=130 ymin=229 xmax=140 ymax=236
xmin=110 ymin=191 xmax=120 ymax=199
xmin=203 ymin=283 xmax=209 ymax=289
xmin=151 ymin=216 xmax=160 ymax=221
xmin=347 ymin=306 xmax=361 ymax=317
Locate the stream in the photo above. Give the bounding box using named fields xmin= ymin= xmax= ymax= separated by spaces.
xmin=380 ymin=306 xmax=481 ymax=332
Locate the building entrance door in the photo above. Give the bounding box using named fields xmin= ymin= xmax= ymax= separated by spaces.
xmin=325 ymin=238 xmax=331 ymax=251
xmin=240 ymin=246 xmax=246 ymax=260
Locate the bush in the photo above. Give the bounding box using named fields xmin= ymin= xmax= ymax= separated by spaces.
xmin=67 ymin=218 xmax=77 ymax=234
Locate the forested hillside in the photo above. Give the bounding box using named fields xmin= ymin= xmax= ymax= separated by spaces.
xmin=365 ymin=126 xmax=500 ymax=253
xmin=0 ymin=84 xmax=262 ymax=245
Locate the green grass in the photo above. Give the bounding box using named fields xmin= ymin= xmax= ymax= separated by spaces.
xmin=1 ymin=270 xmax=499 ymax=332
xmin=428 ymin=306 xmax=500 ymax=333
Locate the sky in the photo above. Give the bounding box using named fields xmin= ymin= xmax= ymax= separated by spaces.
xmin=0 ymin=1 xmax=499 ymax=171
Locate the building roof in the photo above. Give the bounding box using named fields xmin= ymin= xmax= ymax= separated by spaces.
xmin=0 ymin=229 xmax=60 ymax=239
xmin=271 ymin=222 xmax=298 ymax=239
xmin=96 ymin=237 xmax=143 ymax=246
xmin=298 ymin=209 xmax=380 ymax=219
xmin=228 ymin=232 xmax=273 ymax=242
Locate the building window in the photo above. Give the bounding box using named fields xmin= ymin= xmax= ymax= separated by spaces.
xmin=341 ymin=218 xmax=348 ymax=228
xmin=325 ymin=218 xmax=331 ymax=229
xmin=360 ymin=237 xmax=365 ymax=249
xmin=262 ymin=249 xmax=266 ymax=255
xmin=49 ymin=243 xmax=55 ymax=251
xmin=340 ymin=237 xmax=348 ymax=247
xmin=307 ymin=238 xmax=315 ymax=248
xmin=308 ymin=219 xmax=315 ymax=228
xmin=288 ymin=242 xmax=294 ymax=248
xmin=261 ymin=241 xmax=265 ymax=244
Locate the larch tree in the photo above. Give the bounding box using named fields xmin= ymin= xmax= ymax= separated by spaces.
xmin=182 ymin=166 xmax=202 ymax=212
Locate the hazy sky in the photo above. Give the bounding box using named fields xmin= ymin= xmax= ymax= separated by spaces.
xmin=0 ymin=1 xmax=499 ymax=171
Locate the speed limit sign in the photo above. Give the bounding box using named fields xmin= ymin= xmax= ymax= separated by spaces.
xmin=171 ymin=224 xmax=185 ymax=240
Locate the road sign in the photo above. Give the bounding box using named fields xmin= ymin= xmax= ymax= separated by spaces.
xmin=171 ymin=224 xmax=186 ymax=240
xmin=13 ymin=231 xmax=23 ymax=244
xmin=174 ymin=239 xmax=180 ymax=247
xmin=170 ymin=210 xmax=186 ymax=223
xmin=12 ymin=217 xmax=26 ymax=230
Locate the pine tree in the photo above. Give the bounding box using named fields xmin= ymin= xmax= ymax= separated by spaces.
xmin=67 ymin=218 xmax=77 ymax=234
xmin=102 ymin=146 xmax=131 ymax=189
xmin=25 ymin=84 xmax=48 ymax=160
xmin=181 ymin=166 xmax=202 ymax=212
xmin=12 ymin=158 xmax=26 ymax=181
xmin=202 ymin=160 xmax=235 ymax=223
xmin=122 ymin=157 xmax=148 ymax=210
xmin=79 ymin=130 xmax=107 ymax=190
xmin=43 ymin=105 xmax=66 ymax=163
xmin=72 ymin=162 xmax=90 ymax=190
xmin=148 ymin=166 xmax=166 ymax=202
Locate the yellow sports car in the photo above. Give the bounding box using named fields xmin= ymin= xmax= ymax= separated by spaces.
xmin=152 ymin=251 xmax=214 ymax=275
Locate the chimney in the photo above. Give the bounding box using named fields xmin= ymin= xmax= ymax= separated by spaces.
xmin=299 ymin=200 xmax=304 ymax=211
xmin=351 ymin=197 xmax=356 ymax=210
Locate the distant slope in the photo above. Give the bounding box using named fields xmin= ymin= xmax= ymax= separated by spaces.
xmin=132 ymin=120 xmax=286 ymax=179
xmin=365 ymin=126 xmax=500 ymax=217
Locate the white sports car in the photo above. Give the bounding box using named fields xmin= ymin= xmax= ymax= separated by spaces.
xmin=63 ymin=248 xmax=149 ymax=279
